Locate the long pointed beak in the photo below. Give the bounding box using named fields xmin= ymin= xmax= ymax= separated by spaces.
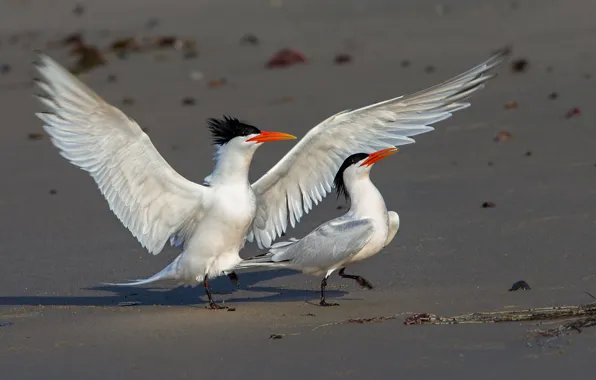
xmin=360 ymin=147 xmax=399 ymax=167
xmin=246 ymin=131 xmax=297 ymax=143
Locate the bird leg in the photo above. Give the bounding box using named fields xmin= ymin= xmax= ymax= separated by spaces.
xmin=203 ymin=275 xmax=227 ymax=310
xmin=338 ymin=268 xmax=374 ymax=290
xmin=226 ymin=271 xmax=240 ymax=287
xmin=319 ymin=276 xmax=339 ymax=307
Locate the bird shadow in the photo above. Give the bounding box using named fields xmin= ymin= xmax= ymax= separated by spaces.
xmin=0 ymin=269 xmax=348 ymax=308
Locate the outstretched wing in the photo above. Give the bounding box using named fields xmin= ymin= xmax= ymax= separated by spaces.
xmin=249 ymin=50 xmax=508 ymax=248
xmin=34 ymin=53 xmax=210 ymax=255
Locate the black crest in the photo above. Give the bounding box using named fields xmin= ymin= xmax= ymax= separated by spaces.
xmin=206 ymin=115 xmax=261 ymax=145
xmin=333 ymin=153 xmax=369 ymax=202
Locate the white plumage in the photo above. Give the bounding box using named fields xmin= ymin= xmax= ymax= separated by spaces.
xmin=235 ymin=148 xmax=401 ymax=306
xmin=248 ymin=50 xmax=507 ymax=249
xmin=34 ymin=49 xmax=506 ymax=308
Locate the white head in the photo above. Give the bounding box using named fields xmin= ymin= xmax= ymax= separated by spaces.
xmin=333 ymin=147 xmax=399 ymax=202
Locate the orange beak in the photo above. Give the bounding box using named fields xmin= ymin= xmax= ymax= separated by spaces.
xmin=360 ymin=147 xmax=399 ymax=167
xmin=246 ymin=131 xmax=297 ymax=143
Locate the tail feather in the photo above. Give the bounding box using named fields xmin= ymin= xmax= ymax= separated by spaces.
xmin=235 ymin=238 xmax=299 ymax=270
xmin=102 ymin=254 xmax=182 ymax=286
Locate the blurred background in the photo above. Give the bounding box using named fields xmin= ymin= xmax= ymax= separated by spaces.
xmin=0 ymin=1 xmax=595 ymax=378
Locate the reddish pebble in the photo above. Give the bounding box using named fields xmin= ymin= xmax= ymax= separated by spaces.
xmin=266 ymin=49 xmax=307 ymax=69
xmin=565 ymin=107 xmax=581 ymax=119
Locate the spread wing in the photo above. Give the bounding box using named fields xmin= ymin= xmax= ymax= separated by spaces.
xmin=249 ymin=50 xmax=508 ymax=248
xmin=34 ymin=53 xmax=210 ymax=255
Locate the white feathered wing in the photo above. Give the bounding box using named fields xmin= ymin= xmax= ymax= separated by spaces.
xmin=34 ymin=54 xmax=210 ymax=255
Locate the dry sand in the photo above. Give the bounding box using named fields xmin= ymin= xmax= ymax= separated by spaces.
xmin=1 ymin=0 xmax=596 ymax=378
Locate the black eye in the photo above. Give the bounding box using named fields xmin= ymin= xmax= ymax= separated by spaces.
xmin=207 ymin=115 xmax=261 ymax=145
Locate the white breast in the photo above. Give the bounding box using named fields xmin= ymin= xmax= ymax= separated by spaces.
xmin=348 ymin=216 xmax=389 ymax=263
xmin=176 ymin=184 xmax=257 ymax=282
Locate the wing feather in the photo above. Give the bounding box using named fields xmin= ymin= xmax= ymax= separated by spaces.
xmin=34 ymin=53 xmax=209 ymax=255
xmin=274 ymin=217 xmax=376 ymax=270
xmin=249 ymin=50 xmax=508 ymax=248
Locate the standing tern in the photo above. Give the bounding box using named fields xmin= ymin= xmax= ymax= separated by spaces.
xmin=33 ymin=49 xmax=506 ymax=308
xmin=234 ymin=147 xmax=400 ymax=306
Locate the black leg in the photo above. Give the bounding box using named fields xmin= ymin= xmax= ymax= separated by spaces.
xmin=319 ymin=276 xmax=339 ymax=307
xmin=338 ymin=268 xmax=374 ymax=289
xmin=227 ymin=271 xmax=240 ymax=287
xmin=204 ymin=275 xmax=227 ymax=310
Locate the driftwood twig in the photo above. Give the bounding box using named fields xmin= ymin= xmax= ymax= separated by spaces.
xmin=403 ymin=302 xmax=596 ymax=325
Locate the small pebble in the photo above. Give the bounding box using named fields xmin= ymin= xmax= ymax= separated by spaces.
xmin=0 ymin=64 xmax=11 ymax=74
xmin=73 ymin=4 xmax=85 ymax=16
xmin=49 ymin=189 xmax=57 ymax=195
xmin=511 ymin=59 xmax=529 ymax=73
xmin=208 ymin=78 xmax=227 ymax=88
xmin=146 ymin=18 xmax=159 ymax=29
xmin=494 ymin=131 xmax=512 ymax=142
xmin=240 ymin=33 xmax=259 ymax=45
xmin=482 ymin=202 xmax=496 ymax=208
xmin=504 ymin=101 xmax=518 ymax=110
xmin=181 ymin=97 xmax=196 ymax=106
xmin=565 ymin=107 xmax=581 ymax=119
xmin=509 ymin=280 xmax=531 ymax=291
xmin=334 ymin=53 xmax=352 ymax=65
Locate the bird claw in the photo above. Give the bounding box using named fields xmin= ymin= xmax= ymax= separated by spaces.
xmin=207 ymin=302 xmax=228 ymax=310
xmin=227 ymin=271 xmax=240 ymax=287
xmin=319 ymin=301 xmax=340 ymax=307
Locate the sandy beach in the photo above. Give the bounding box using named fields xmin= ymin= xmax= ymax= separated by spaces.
xmin=1 ymin=0 xmax=596 ymax=378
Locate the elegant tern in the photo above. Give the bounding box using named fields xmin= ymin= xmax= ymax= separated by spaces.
xmin=33 ymin=49 xmax=506 ymax=308
xmin=234 ymin=148 xmax=400 ymax=306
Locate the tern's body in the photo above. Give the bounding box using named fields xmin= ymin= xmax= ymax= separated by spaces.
xmin=281 ymin=179 xmax=391 ymax=278
xmin=165 ymin=169 xmax=257 ymax=284
xmin=235 ymin=149 xmax=400 ymax=305
xmin=34 ymin=50 xmax=506 ymax=308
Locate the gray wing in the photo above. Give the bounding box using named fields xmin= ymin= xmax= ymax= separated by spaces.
xmin=384 ymin=211 xmax=400 ymax=247
xmin=273 ymin=217 xmax=375 ymax=270
xmin=249 ymin=49 xmax=508 ymax=248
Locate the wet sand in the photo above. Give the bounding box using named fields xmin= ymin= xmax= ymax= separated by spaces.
xmin=1 ymin=0 xmax=596 ymax=378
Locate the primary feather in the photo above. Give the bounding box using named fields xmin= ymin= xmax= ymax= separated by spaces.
xmin=34 ymin=54 xmax=209 ymax=255
xmin=248 ymin=49 xmax=508 ymax=248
